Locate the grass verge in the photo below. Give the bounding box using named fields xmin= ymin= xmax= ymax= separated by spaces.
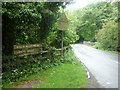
xmin=3 ymin=50 xmax=88 ymax=88
xmin=92 ymin=44 xmax=120 ymax=55
xmin=33 ymin=63 xmax=88 ymax=88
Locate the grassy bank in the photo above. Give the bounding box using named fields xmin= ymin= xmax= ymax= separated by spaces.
xmin=3 ymin=49 xmax=88 ymax=88
xmin=34 ymin=63 xmax=88 ymax=88
xmin=92 ymin=44 xmax=120 ymax=55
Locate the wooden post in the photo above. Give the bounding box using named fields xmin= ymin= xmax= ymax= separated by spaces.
xmin=61 ymin=30 xmax=64 ymax=57
xmin=57 ymin=12 xmax=70 ymax=57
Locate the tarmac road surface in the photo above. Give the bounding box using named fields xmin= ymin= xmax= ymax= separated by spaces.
xmin=71 ymin=44 xmax=119 ymax=88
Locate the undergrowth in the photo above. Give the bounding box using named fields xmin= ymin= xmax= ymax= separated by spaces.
xmin=92 ymin=44 xmax=120 ymax=55
xmin=2 ymin=48 xmax=81 ymax=88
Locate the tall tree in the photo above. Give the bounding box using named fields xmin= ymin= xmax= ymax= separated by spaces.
xmin=75 ymin=2 xmax=118 ymax=42
xmin=2 ymin=2 xmax=65 ymax=55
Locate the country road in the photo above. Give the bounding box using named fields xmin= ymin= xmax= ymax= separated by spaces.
xmin=71 ymin=44 xmax=119 ymax=88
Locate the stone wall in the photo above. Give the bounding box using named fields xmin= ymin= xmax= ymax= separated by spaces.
xmin=83 ymin=41 xmax=98 ymax=46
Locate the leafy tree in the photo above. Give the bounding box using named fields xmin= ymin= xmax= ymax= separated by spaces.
xmin=2 ymin=2 xmax=80 ymax=85
xmin=96 ymin=20 xmax=119 ymax=51
xmin=2 ymin=2 xmax=78 ymax=55
xmin=2 ymin=2 xmax=65 ymax=55
xmin=2 ymin=2 xmax=42 ymax=55
xmin=75 ymin=2 xmax=118 ymax=42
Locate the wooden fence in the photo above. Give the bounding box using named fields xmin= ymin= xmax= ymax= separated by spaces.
xmin=83 ymin=41 xmax=98 ymax=46
xmin=14 ymin=44 xmax=42 ymax=57
xmin=13 ymin=44 xmax=63 ymax=58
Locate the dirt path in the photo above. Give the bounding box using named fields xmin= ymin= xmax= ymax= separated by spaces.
xmin=14 ymin=74 xmax=103 ymax=88
xmin=14 ymin=79 xmax=44 ymax=88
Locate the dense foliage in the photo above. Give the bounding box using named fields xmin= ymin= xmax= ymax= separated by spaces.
xmin=66 ymin=2 xmax=119 ymax=51
xmin=96 ymin=20 xmax=119 ymax=51
xmin=2 ymin=2 xmax=79 ymax=86
xmin=70 ymin=2 xmax=118 ymax=42
xmin=2 ymin=48 xmax=74 ymax=86
xmin=2 ymin=2 xmax=78 ymax=55
xmin=2 ymin=1 xmax=119 ymax=87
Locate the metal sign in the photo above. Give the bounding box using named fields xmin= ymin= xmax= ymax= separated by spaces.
xmin=57 ymin=13 xmax=70 ymax=30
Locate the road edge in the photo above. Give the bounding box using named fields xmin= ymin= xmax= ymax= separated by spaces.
xmin=75 ymin=56 xmax=104 ymax=88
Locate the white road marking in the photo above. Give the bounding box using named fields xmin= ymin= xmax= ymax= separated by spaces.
xmin=72 ymin=44 xmax=119 ymax=88
xmin=106 ymin=82 xmax=110 ymax=85
xmin=87 ymin=71 xmax=90 ymax=79
xmin=113 ymin=61 xmax=120 ymax=64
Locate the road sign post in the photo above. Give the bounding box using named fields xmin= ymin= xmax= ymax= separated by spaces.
xmin=57 ymin=12 xmax=70 ymax=57
xmin=61 ymin=30 xmax=63 ymax=56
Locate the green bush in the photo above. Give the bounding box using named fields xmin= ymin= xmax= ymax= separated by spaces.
xmin=96 ymin=20 xmax=119 ymax=51
xmin=44 ymin=30 xmax=79 ymax=48
xmin=2 ymin=48 xmax=75 ymax=86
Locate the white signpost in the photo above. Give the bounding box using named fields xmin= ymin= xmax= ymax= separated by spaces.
xmin=57 ymin=12 xmax=70 ymax=56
